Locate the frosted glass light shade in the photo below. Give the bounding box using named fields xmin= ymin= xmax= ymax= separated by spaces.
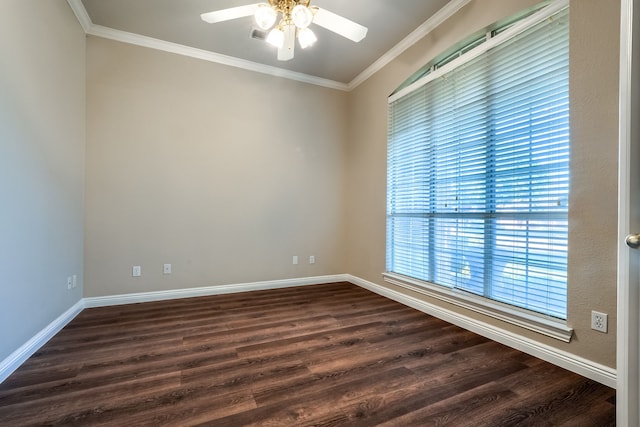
xmin=254 ymin=3 xmax=277 ymax=30
xmin=297 ymin=27 xmax=317 ymax=49
xmin=266 ymin=27 xmax=285 ymax=48
xmin=291 ymin=5 xmax=313 ymax=29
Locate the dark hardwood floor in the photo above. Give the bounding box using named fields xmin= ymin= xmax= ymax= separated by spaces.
xmin=0 ymin=282 xmax=615 ymax=426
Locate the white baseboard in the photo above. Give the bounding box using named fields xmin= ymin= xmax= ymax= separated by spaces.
xmin=0 ymin=299 xmax=85 ymax=384
xmin=0 ymin=275 xmax=348 ymax=384
xmin=83 ymin=274 xmax=350 ymax=308
xmin=1 ymin=273 xmax=616 ymax=390
xmin=346 ymin=274 xmax=617 ymax=389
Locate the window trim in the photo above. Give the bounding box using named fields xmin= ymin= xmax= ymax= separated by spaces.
xmin=383 ymin=272 xmax=573 ymax=342
xmin=388 ymin=0 xmax=569 ymax=104
xmin=385 ymin=0 xmax=573 ymax=341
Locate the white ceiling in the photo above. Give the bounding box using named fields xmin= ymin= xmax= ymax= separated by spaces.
xmin=69 ymin=0 xmax=465 ymax=90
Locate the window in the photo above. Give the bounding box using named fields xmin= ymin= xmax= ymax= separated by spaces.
xmin=386 ymin=4 xmax=570 ymax=324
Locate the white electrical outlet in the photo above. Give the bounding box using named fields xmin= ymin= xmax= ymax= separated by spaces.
xmin=292 ymin=256 xmax=298 ymax=265
xmin=132 ymin=266 xmax=141 ymax=277
xmin=309 ymin=255 xmax=315 ymax=264
xmin=591 ymin=311 xmax=608 ymax=333
xmin=163 ymin=264 xmax=172 ymax=274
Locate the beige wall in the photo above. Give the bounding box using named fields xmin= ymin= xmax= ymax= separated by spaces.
xmin=1 ymin=0 xmax=617 ymax=371
xmin=86 ymin=0 xmax=620 ymax=368
xmin=567 ymin=0 xmax=620 ymax=368
xmin=346 ymin=0 xmax=620 ymax=368
xmin=0 ymin=0 xmax=85 ymax=361
xmin=85 ymin=37 xmax=348 ymax=297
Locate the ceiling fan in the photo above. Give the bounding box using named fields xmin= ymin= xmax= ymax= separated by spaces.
xmin=201 ymin=0 xmax=368 ymax=61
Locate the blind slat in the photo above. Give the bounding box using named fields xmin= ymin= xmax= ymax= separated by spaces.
xmin=387 ymin=7 xmax=570 ymax=319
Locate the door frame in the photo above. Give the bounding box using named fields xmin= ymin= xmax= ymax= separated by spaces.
xmin=617 ymin=0 xmax=639 ymax=424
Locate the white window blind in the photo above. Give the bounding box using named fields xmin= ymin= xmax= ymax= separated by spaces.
xmin=387 ymin=7 xmax=569 ymax=319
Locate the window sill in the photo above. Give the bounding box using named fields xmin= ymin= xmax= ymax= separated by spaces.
xmin=382 ymin=272 xmax=573 ymax=342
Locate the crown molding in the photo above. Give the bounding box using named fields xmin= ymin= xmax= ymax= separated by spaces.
xmin=67 ymin=0 xmax=469 ymax=92
xmin=87 ymin=24 xmax=350 ymax=91
xmin=347 ymin=0 xmax=472 ymax=90
xmin=66 ymin=0 xmax=92 ymax=33
xmin=65 ymin=0 xmax=348 ymax=90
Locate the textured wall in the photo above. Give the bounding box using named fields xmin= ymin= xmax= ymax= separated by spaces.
xmin=0 ymin=0 xmax=85 ymax=361
xmin=566 ymin=0 xmax=620 ymax=369
xmin=2 ymin=0 xmax=619 ymax=373
xmin=85 ymin=37 xmax=349 ymax=297
xmin=345 ymin=0 xmax=620 ymax=368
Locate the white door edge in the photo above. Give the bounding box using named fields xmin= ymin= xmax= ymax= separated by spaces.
xmin=617 ymin=0 xmax=640 ymax=425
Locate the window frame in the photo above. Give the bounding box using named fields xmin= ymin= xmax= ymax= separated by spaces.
xmin=385 ymin=0 xmax=573 ymax=342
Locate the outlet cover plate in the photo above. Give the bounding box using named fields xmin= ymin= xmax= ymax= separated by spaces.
xmin=591 ymin=311 xmax=608 ymax=333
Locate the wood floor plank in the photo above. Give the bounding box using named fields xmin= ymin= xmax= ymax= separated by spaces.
xmin=63 ymin=385 xmax=257 ymax=426
xmin=562 ymin=400 xmax=616 ymax=427
xmin=484 ymin=376 xmax=615 ymax=426
xmin=249 ymin=341 xmax=412 ymax=407
xmin=375 ymin=382 xmax=521 ymax=427
xmin=0 ymin=372 xmax=182 ymax=425
xmin=235 ymin=321 xmax=385 ymax=359
xmin=0 ymin=282 xmax=615 ymax=426
xmin=182 ymin=314 xmax=341 ymax=347
xmin=338 ymin=356 xmax=530 ymax=425
xmin=208 ymin=367 xmax=418 ymax=427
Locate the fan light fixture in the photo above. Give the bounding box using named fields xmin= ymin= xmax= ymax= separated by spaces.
xmin=201 ymin=0 xmax=368 ymax=61
xmin=255 ymin=4 xmax=277 ymax=30
xmin=256 ymin=0 xmax=317 ymax=57
xmin=291 ymin=4 xmax=313 ymax=29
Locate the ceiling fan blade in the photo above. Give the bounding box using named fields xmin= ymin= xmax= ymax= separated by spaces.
xmin=312 ymin=8 xmax=368 ymax=43
xmin=201 ymin=4 xmax=259 ymax=24
xmin=277 ymin=25 xmax=295 ymax=61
